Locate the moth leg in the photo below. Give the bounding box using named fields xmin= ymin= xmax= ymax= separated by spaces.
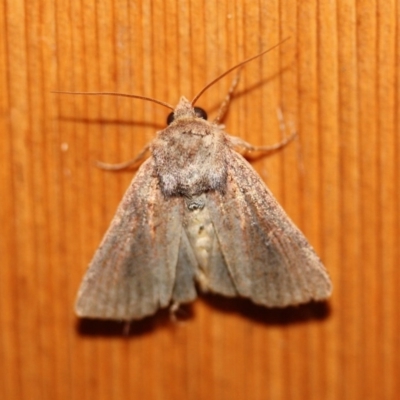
xmin=169 ymin=302 xmax=180 ymax=322
xmin=275 ymin=106 xmax=297 ymax=144
xmin=122 ymin=321 xmax=131 ymax=336
xmin=169 ymin=301 xmax=191 ymax=322
xmin=95 ymin=143 xmax=150 ymax=171
xmin=227 ymin=131 xmax=296 ymax=154
xmin=214 ymin=69 xmax=242 ymax=124
xmin=228 ymin=106 xmax=297 ymax=153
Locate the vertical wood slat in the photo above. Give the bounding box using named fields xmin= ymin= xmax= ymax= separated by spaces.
xmin=0 ymin=1 xmax=399 ymax=400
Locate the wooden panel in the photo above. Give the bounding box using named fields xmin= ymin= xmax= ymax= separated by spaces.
xmin=0 ymin=0 xmax=399 ymax=399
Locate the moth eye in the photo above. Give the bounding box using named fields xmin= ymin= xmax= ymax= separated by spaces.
xmin=167 ymin=107 xmax=207 ymax=125
xmin=194 ymin=107 xmax=207 ymax=120
xmin=166 ymin=112 xmax=175 ymax=125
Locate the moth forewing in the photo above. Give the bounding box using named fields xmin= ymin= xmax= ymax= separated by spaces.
xmin=207 ymin=151 xmax=332 ymax=307
xmin=75 ymin=159 xmax=184 ymax=320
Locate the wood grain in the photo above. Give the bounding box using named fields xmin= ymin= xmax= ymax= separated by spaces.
xmin=0 ymin=1 xmax=399 ymax=399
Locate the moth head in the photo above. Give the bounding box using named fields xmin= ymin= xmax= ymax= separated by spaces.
xmin=166 ymin=96 xmax=208 ymax=125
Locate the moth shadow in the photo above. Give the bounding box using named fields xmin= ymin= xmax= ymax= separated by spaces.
xmin=207 ymin=63 xmax=294 ymax=121
xmin=200 ymin=293 xmax=331 ymax=325
xmin=75 ymin=295 xmax=329 ymax=337
xmin=76 ymin=306 xmax=195 ymax=337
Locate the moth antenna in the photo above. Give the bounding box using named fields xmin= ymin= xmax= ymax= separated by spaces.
xmin=52 ymin=91 xmax=175 ymax=110
xmin=191 ymin=37 xmax=290 ymax=106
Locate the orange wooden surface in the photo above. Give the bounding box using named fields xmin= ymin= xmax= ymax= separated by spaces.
xmin=0 ymin=1 xmax=399 ymax=399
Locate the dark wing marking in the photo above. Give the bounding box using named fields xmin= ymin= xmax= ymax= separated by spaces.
xmin=207 ymin=151 xmax=332 ymax=307
xmin=75 ymin=158 xmax=183 ymax=320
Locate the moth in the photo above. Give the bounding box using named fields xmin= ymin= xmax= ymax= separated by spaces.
xmin=63 ymin=42 xmax=332 ymax=321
